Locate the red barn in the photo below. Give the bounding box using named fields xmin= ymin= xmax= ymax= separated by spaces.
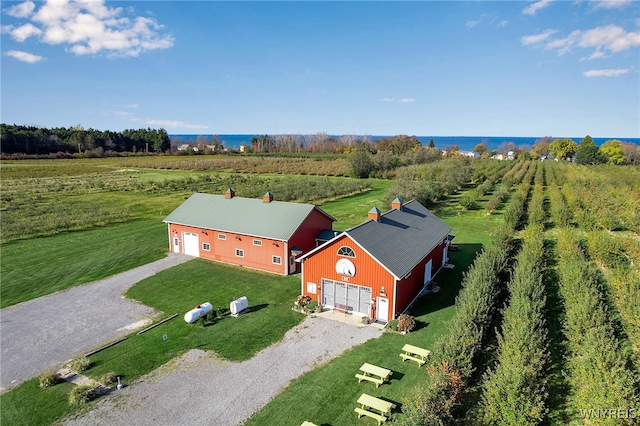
xmin=163 ymin=189 xmax=336 ymax=275
xmin=297 ymin=198 xmax=452 ymax=323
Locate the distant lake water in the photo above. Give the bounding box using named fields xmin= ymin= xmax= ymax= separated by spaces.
xmin=170 ymin=134 xmax=639 ymax=153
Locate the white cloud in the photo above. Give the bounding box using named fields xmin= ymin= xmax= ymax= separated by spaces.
xmin=583 ymin=68 xmax=629 ymax=77
xmin=6 ymin=49 xmax=43 ymax=63
xmin=400 ymin=98 xmax=416 ymax=103
xmin=3 ymin=0 xmax=174 ymax=57
xmin=521 ymin=29 xmax=558 ymax=45
xmin=125 ymin=103 xmax=139 ymax=108
xmin=497 ymin=20 xmax=509 ymax=28
xmin=4 ymin=1 xmax=36 ymax=18
xmin=525 ymin=25 xmax=640 ymax=58
xmin=142 ymin=119 xmax=208 ymax=130
xmin=466 ymin=20 xmax=480 ymax=29
xmin=523 ymin=0 xmax=554 ymax=15
xmin=9 ymin=23 xmax=42 ymax=41
xmin=592 ymin=0 xmax=633 ymax=10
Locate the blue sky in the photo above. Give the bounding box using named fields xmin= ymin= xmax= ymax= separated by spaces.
xmin=1 ymin=1 xmax=639 ymax=137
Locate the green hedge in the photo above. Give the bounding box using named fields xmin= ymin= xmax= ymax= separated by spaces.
xmin=556 ymin=230 xmax=639 ymax=423
xmin=481 ymin=225 xmax=549 ymax=425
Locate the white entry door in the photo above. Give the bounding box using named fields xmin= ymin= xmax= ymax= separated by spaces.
xmin=183 ymin=232 xmax=200 ymax=257
xmin=376 ymin=297 xmax=389 ymax=322
xmin=173 ymin=236 xmax=180 ymax=253
xmin=424 ymin=259 xmax=433 ymax=284
xmin=442 ymin=245 xmax=448 ymax=265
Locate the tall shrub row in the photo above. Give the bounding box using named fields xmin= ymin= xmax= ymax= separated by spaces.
xmin=527 ymin=183 xmax=546 ymax=226
xmin=585 ymin=231 xmax=640 ymax=361
xmin=386 ymin=158 xmax=474 ymax=207
xmin=503 ymin=183 xmax=530 ymax=231
xmin=481 ymin=224 xmax=549 ymax=425
xmin=547 ymin=184 xmax=572 ymax=228
xmin=556 ymin=230 xmax=639 ymax=423
xmin=398 ymin=225 xmax=514 ymax=425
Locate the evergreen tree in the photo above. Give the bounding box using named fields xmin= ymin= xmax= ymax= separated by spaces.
xmin=575 ymin=135 xmax=606 ymax=165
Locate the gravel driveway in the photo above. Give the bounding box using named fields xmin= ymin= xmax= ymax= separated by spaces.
xmin=0 ymin=253 xmax=191 ymax=392
xmin=62 ymin=316 xmax=381 ymax=426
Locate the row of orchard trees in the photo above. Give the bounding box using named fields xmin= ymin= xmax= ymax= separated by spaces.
xmin=1 ymin=124 xmax=171 ymax=155
xmin=398 ymin=162 xmax=537 ymax=425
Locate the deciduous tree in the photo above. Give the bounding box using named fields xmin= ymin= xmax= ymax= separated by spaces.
xmin=549 ymin=138 xmax=578 ymax=160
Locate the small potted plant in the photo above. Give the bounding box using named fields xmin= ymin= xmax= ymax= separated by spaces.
xmin=361 ymin=316 xmax=371 ymax=325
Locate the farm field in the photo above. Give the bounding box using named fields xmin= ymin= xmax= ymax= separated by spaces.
xmin=1 ymin=156 xmax=639 ymax=425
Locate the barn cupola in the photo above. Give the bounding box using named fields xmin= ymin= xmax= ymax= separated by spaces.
xmin=392 ymin=197 xmax=403 ymax=210
xmin=262 ymin=192 xmax=274 ymax=203
xmin=224 ymin=188 xmax=235 ymax=199
xmin=368 ymin=206 xmax=381 ymax=222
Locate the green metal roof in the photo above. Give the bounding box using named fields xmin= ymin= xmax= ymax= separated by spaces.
xmin=163 ymin=193 xmax=334 ymax=241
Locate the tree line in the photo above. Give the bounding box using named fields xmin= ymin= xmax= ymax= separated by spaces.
xmin=471 ymin=135 xmax=639 ymax=165
xmin=0 ymin=124 xmax=171 ymax=155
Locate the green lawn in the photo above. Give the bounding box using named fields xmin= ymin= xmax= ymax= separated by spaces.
xmin=0 ymin=219 xmax=168 ymax=308
xmin=1 ymin=259 xmax=304 ymax=426
xmin=319 ymin=179 xmax=393 ymax=230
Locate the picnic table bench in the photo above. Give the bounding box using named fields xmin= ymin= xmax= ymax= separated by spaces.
xmin=355 ymin=362 xmax=392 ymax=388
xmin=399 ymin=344 xmax=431 ymax=366
xmin=301 ymin=422 xmax=318 ymax=426
xmin=354 ymin=393 xmax=396 ymax=425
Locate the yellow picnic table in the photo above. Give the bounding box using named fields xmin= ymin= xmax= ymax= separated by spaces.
xmin=399 ymin=344 xmax=431 ymax=366
xmin=354 ymin=393 xmax=396 ymax=425
xmin=355 ymin=362 xmax=392 ymax=387
xmin=301 ymin=422 xmax=318 ymax=426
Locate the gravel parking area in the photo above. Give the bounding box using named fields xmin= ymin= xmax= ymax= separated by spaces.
xmin=0 ymin=253 xmax=191 ymax=392
xmin=62 ymin=316 xmax=382 ymax=426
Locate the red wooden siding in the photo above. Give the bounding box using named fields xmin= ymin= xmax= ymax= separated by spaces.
xmin=168 ymin=223 xmax=287 ymax=275
xmin=288 ymin=209 xmax=335 ymax=273
xmin=301 ymin=234 xmax=396 ymax=321
xmin=395 ymin=240 xmax=447 ymax=314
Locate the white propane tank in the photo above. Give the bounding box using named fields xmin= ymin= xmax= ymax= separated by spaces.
xmin=230 ymin=297 xmax=248 ymax=315
xmin=184 ymin=302 xmax=213 ymax=323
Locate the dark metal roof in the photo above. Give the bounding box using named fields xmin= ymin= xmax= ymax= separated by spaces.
xmin=346 ymin=200 xmax=452 ymax=279
xmin=316 ymin=229 xmax=341 ymax=241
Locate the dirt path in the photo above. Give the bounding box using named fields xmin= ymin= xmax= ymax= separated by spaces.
xmin=0 ymin=253 xmax=192 ymax=392
xmin=62 ymin=316 xmax=381 ymax=426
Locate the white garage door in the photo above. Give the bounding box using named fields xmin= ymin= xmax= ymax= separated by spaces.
xmin=321 ymin=279 xmax=371 ymax=316
xmin=183 ymin=232 xmax=200 ymax=257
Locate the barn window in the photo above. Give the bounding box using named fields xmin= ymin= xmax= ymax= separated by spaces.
xmin=337 ymin=246 xmax=355 ymax=257
xmin=272 ymin=256 xmax=282 ymax=265
xmin=253 ymin=240 xmax=262 ymax=246
xmin=203 ymin=243 xmax=211 ymax=251
xmin=307 ymin=282 xmax=317 ymax=294
xmin=235 ymin=249 xmax=244 ymax=258
xmin=218 ymin=234 xmax=226 ymax=240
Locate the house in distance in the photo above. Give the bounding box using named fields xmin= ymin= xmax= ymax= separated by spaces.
xmin=297 ymin=198 xmax=452 ymax=323
xmin=163 ymin=189 xmax=336 ymax=275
